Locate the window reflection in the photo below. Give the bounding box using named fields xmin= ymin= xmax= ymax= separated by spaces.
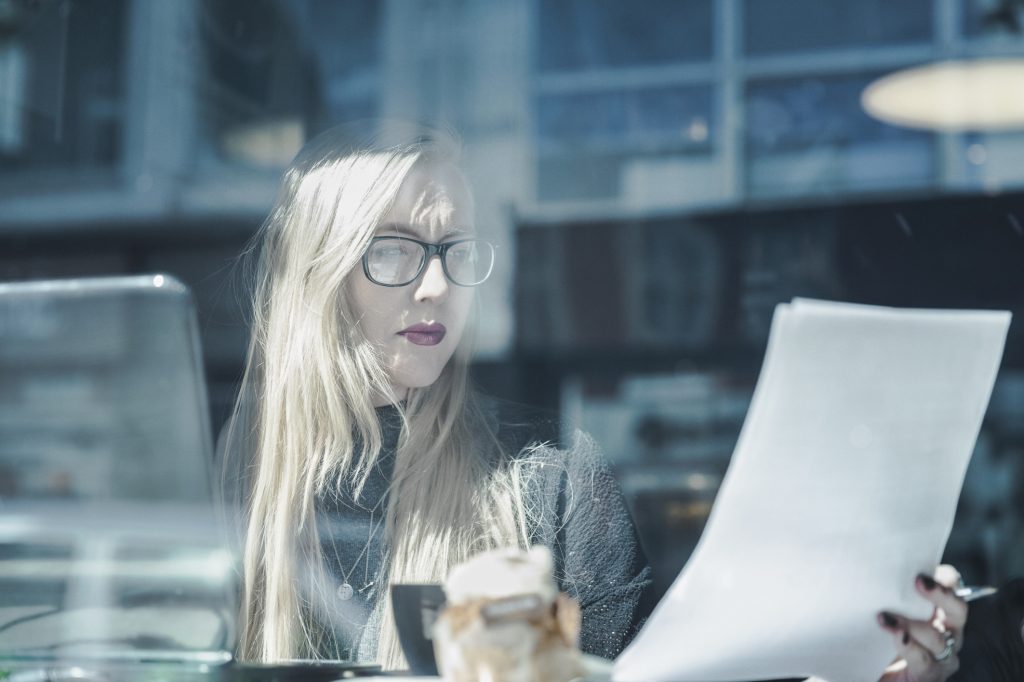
xmin=198 ymin=0 xmax=381 ymax=170
xmin=538 ymin=87 xmax=713 ymax=149
xmin=744 ymin=0 xmax=933 ymax=55
xmin=746 ymin=72 xmax=935 ymax=195
xmin=962 ymin=0 xmax=1024 ymax=37
xmin=0 ymin=1 xmax=1023 ymax=663
xmin=0 ymin=0 xmax=124 ymax=176
xmin=537 ymin=0 xmax=713 ymax=72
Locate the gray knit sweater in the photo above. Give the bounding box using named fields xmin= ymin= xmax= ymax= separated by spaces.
xmin=313 ymin=400 xmax=654 ymax=663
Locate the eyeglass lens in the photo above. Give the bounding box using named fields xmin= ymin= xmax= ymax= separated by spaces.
xmin=365 ymin=237 xmax=493 ymax=286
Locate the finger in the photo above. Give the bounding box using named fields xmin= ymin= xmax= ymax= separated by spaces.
xmin=934 ymin=564 xmax=962 ymax=590
xmin=893 ymin=626 xmax=940 ymax=675
xmin=878 ymin=611 xmax=952 ymax=660
xmin=906 ymin=616 xmax=955 ymax=660
xmin=916 ymin=573 xmax=968 ymax=632
xmin=876 ymin=610 xmax=954 ymax=663
xmin=892 ymin=624 xmax=960 ymax=679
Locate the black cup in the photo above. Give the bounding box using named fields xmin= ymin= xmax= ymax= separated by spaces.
xmin=390 ymin=583 xmax=447 ymax=675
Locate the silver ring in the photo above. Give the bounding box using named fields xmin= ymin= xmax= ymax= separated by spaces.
xmin=933 ymin=631 xmax=956 ymax=663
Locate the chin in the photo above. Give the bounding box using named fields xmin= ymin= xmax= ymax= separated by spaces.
xmin=392 ymin=364 xmax=448 ymax=392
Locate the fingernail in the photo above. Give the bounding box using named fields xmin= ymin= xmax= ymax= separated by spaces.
xmin=903 ymin=631 xmax=910 ymax=645
xmin=879 ymin=611 xmax=899 ymax=629
xmin=917 ymin=574 xmax=938 ymax=591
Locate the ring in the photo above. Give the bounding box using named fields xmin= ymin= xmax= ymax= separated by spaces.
xmin=933 ymin=631 xmax=956 ymax=663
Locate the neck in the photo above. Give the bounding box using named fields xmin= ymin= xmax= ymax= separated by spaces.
xmin=372 ymin=385 xmax=407 ymax=407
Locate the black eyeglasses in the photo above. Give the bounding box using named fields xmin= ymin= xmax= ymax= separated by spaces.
xmin=362 ymin=236 xmax=495 ymax=287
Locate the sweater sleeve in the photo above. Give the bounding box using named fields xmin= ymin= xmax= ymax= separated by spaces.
xmin=950 ymin=578 xmax=1024 ymax=681
xmin=523 ymin=427 xmax=655 ymax=660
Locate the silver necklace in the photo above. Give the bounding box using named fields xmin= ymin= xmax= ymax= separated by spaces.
xmin=326 ymin=451 xmax=396 ymax=602
xmin=333 ymin=505 xmax=386 ymax=601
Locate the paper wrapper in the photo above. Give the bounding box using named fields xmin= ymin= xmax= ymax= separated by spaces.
xmin=432 ymin=592 xmax=586 ymax=682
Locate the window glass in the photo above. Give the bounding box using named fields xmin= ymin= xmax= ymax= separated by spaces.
xmin=536 ymin=85 xmax=714 ymax=202
xmin=198 ymin=0 xmax=380 ymax=169
xmin=4 ymin=0 xmax=1024 ymax=661
xmin=961 ymin=132 xmax=1024 ymax=190
xmin=537 ymin=0 xmax=713 ymax=72
xmin=961 ymin=0 xmax=1024 ymax=38
xmin=637 ymin=224 xmax=719 ymax=347
xmin=744 ymin=0 xmax=933 ymax=55
xmin=746 ymin=73 xmax=931 ymax=153
xmin=745 ymin=72 xmax=936 ymax=195
xmin=538 ymin=86 xmax=713 ymax=149
xmin=0 ymin=0 xmax=125 ymax=174
xmin=292 ymin=0 xmax=381 ymax=124
xmin=537 ymin=152 xmax=624 ymax=202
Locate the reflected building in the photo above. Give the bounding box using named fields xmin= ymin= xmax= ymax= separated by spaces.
xmin=1 ymin=0 xmax=1023 ymax=595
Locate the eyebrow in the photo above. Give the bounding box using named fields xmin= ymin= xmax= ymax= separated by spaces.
xmin=375 ymin=222 xmax=472 ymax=240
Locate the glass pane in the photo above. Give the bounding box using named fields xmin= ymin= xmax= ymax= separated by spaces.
xmin=745 ymin=73 xmax=936 ymax=194
xmin=744 ymin=0 xmax=933 ymax=55
xmin=960 ymin=132 xmax=1024 ymax=190
xmin=0 ymin=0 xmax=126 ymax=174
xmin=638 ymin=226 xmax=719 ymax=346
xmin=5 ymin=0 xmax=1024 ymax=671
xmin=293 ymin=0 xmax=381 ymax=123
xmin=746 ymin=73 xmax=930 ymax=153
xmin=199 ymin=0 xmax=381 ymax=169
xmin=537 ymin=86 xmax=713 ymax=149
xmin=537 ymin=0 xmax=713 ymax=72
xmin=0 ymin=279 xmax=212 ymax=502
xmin=537 ymin=152 xmax=623 ymax=201
xmin=0 ymin=277 xmax=233 ymax=663
xmin=961 ymin=0 xmax=1024 ymax=38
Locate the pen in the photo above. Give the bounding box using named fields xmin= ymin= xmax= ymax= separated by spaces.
xmin=954 ymin=585 xmax=997 ymax=602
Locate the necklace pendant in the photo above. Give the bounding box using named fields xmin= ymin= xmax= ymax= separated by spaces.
xmin=337 ymin=583 xmax=355 ymax=601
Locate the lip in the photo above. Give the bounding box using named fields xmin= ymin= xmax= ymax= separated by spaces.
xmin=398 ymin=322 xmax=447 ymax=346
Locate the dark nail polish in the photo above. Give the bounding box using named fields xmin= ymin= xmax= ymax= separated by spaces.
xmin=918 ymin=574 xmax=938 ymax=591
xmin=879 ymin=611 xmax=899 ymax=629
xmin=903 ymin=631 xmax=910 ymax=645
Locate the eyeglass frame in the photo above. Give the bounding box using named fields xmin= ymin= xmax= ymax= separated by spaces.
xmin=361 ymin=235 xmax=496 ymax=288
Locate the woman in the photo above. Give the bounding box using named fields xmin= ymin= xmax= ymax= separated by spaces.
xmin=220 ymin=123 xmax=965 ymax=680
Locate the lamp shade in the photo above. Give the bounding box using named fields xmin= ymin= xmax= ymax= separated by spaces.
xmin=862 ymin=57 xmax=1024 ymax=131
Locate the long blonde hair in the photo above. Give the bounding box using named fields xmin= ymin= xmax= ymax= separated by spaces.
xmin=222 ymin=124 xmax=531 ymax=668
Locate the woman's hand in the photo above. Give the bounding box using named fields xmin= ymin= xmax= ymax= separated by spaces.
xmin=876 ymin=565 xmax=967 ymax=682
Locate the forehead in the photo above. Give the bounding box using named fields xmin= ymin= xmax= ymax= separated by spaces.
xmin=379 ymin=159 xmax=474 ymax=239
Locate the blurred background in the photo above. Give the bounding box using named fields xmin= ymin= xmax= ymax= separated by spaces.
xmin=1 ymin=0 xmax=1023 ymax=604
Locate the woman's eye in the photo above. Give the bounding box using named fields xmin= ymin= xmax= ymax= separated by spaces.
xmin=449 ymin=244 xmax=477 ymax=262
xmin=373 ymin=242 xmax=413 ymax=260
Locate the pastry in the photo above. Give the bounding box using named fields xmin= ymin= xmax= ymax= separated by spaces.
xmin=432 ymin=546 xmax=586 ymax=682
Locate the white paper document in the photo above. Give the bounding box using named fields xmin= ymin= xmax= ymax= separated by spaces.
xmin=613 ymin=300 xmax=1011 ymax=682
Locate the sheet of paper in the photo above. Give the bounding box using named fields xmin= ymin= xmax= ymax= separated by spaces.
xmin=614 ymin=300 xmax=1011 ymax=682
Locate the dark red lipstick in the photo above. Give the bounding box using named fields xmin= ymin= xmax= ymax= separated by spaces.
xmin=398 ymin=322 xmax=447 ymax=346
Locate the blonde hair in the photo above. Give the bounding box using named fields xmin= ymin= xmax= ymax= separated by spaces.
xmin=221 ymin=123 xmax=531 ymax=668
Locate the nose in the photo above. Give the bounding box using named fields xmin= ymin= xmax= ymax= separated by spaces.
xmin=413 ymin=256 xmax=450 ymax=303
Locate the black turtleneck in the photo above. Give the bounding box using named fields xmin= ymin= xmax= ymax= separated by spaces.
xmin=312 ymin=400 xmax=655 ymax=662
xmin=313 ymin=405 xmax=402 ymax=660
